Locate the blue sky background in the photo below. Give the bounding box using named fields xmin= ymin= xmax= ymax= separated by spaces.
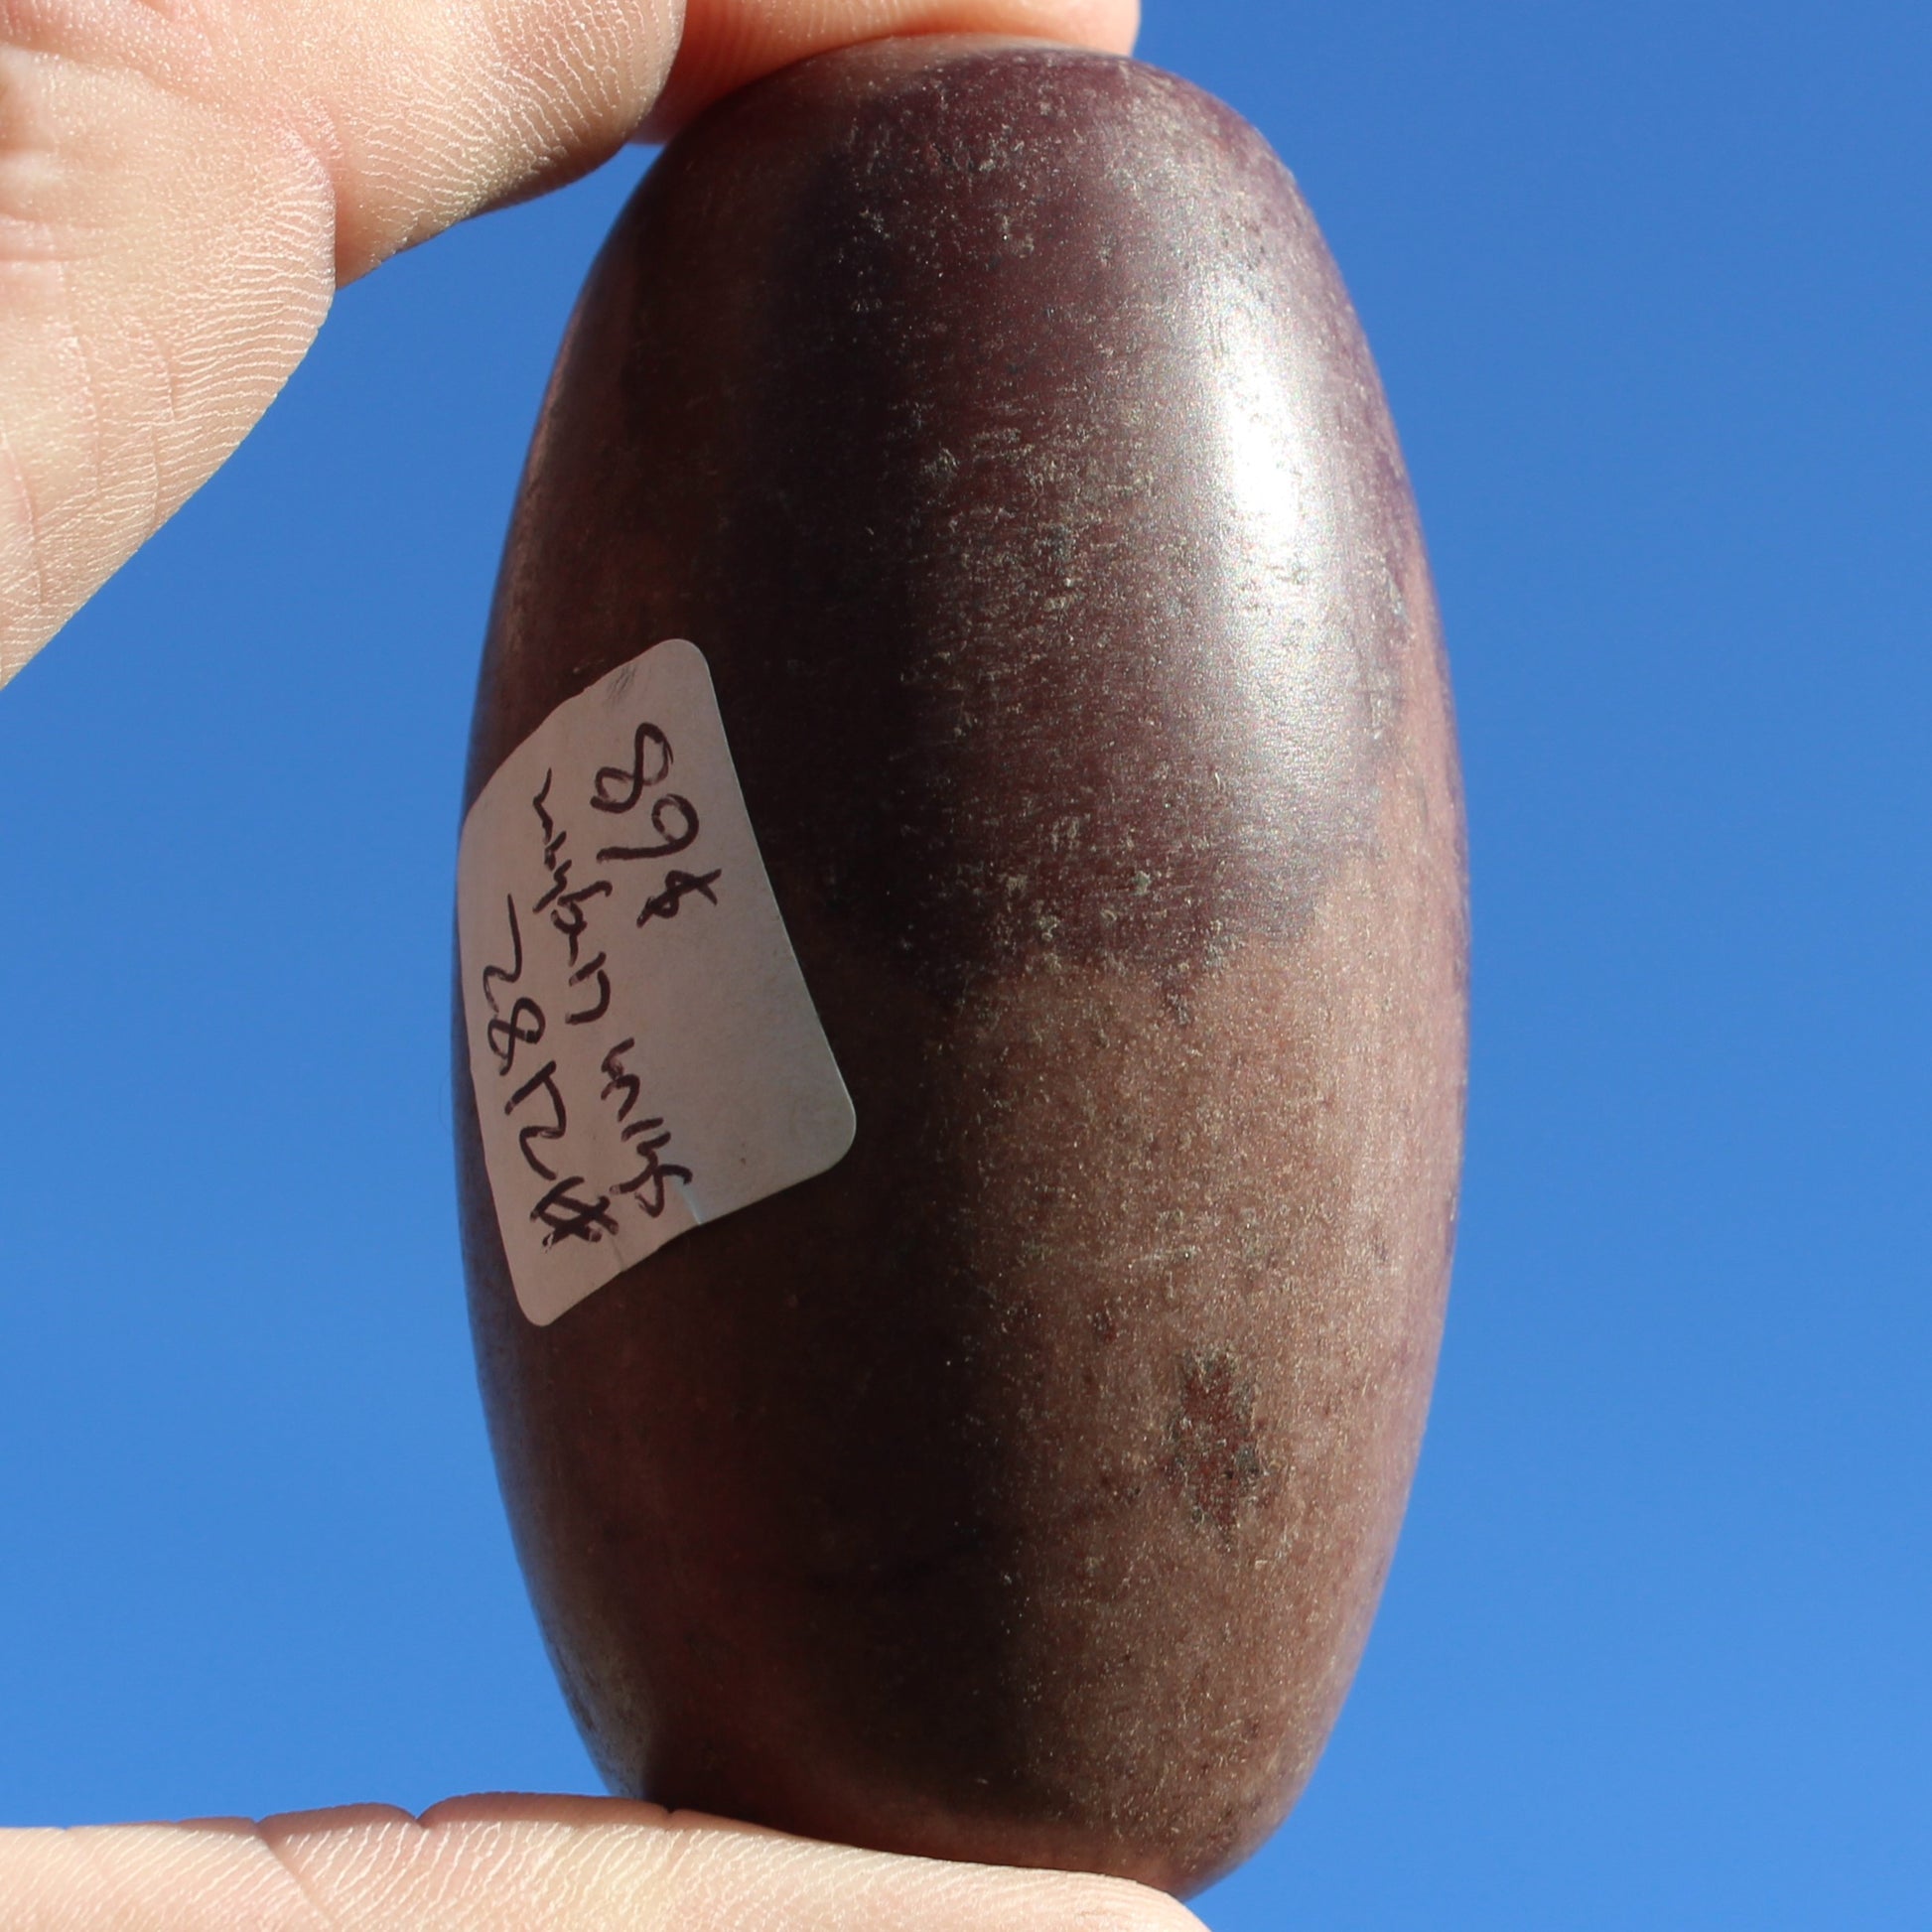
xmin=1 ymin=3 xmax=1927 ymax=1925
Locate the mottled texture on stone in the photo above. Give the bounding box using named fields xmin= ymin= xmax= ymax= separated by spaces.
xmin=456 ymin=36 xmax=1467 ymax=1897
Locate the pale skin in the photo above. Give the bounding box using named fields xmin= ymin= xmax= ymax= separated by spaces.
xmin=0 ymin=0 xmax=1207 ymax=1924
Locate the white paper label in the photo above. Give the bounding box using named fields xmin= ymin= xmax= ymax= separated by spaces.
xmin=457 ymin=639 xmax=856 ymax=1326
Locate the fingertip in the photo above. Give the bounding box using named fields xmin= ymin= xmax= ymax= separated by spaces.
xmin=638 ymin=0 xmax=1141 ymax=143
xmin=415 ymin=1790 xmax=670 ymax=1830
xmin=259 ymin=1801 xmax=417 ymax=1838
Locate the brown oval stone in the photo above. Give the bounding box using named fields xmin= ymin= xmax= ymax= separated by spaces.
xmin=456 ymin=35 xmax=1466 ymax=1896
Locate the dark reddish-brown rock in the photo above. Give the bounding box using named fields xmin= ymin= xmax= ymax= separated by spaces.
xmin=456 ymin=35 xmax=1466 ymax=1896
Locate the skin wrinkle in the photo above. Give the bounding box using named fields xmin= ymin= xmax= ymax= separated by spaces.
xmin=19 ymin=1821 xmax=326 ymax=1931
xmin=41 ymin=252 xmax=97 ymax=541
xmin=0 ymin=416 xmax=49 ymax=621
xmin=266 ymin=1813 xmax=413 ymax=1929
xmin=251 ymin=1823 xmax=350 ymax=1932
xmin=112 ymin=308 xmax=174 ymax=549
xmin=0 ymin=34 xmax=338 ymax=674
xmin=261 ymin=1804 xmax=1203 ymax=1930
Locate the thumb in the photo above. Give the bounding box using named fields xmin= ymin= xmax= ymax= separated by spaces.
xmin=0 ymin=1794 xmax=1204 ymax=1929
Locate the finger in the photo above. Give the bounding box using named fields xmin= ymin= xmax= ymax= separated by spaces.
xmin=641 ymin=0 xmax=1141 ymax=139
xmin=0 ymin=0 xmax=1134 ymax=687
xmin=0 ymin=0 xmax=674 ymax=685
xmin=0 ymin=1794 xmax=1206 ymax=1930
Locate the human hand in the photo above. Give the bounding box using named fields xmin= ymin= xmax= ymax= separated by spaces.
xmin=0 ymin=0 xmax=1136 ymax=684
xmin=0 ymin=1 xmax=1200 ymax=1925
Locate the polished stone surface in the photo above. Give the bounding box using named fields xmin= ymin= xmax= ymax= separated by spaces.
xmin=457 ymin=36 xmax=1466 ymax=1895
